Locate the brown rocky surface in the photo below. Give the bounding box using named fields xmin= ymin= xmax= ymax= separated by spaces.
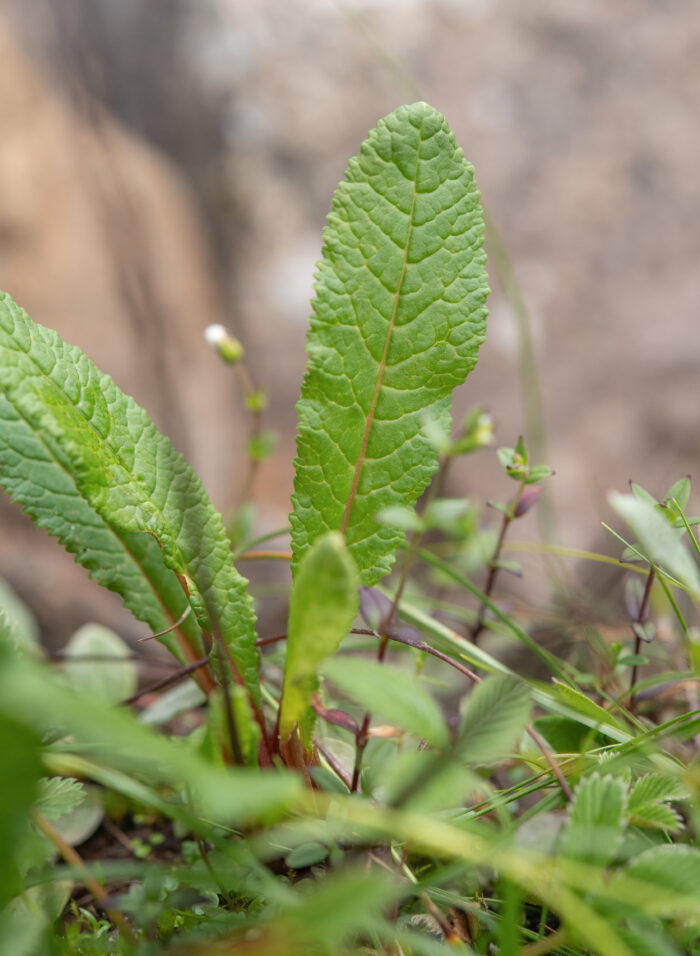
xmin=1 ymin=1 xmax=699 ymax=641
xmin=0 ymin=17 xmax=244 ymax=642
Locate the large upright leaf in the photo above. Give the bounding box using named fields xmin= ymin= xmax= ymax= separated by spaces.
xmin=0 ymin=292 xmax=260 ymax=706
xmin=291 ymin=102 xmax=489 ymax=583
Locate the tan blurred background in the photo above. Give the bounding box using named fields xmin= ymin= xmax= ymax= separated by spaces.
xmin=0 ymin=0 xmax=698 ymax=644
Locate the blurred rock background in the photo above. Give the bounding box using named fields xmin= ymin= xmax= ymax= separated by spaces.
xmin=0 ymin=0 xmax=698 ymax=645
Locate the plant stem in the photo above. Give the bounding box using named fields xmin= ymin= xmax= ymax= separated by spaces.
xmin=122 ymin=656 xmax=210 ymax=705
xmin=351 ymin=458 xmax=453 ymax=791
xmin=525 ymin=726 xmax=573 ymax=800
xmin=235 ymin=360 xmax=264 ymax=505
xmin=629 ymin=568 xmax=655 ymax=711
xmin=470 ymin=480 xmax=525 ymax=644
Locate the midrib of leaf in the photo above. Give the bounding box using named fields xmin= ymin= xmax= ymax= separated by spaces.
xmin=340 ymin=112 xmax=424 ymax=535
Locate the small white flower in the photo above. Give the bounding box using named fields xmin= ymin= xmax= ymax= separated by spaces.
xmin=204 ymin=324 xmax=228 ymax=347
xmin=204 ymin=324 xmax=243 ymax=364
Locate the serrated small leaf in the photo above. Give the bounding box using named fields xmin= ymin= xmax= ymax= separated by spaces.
xmin=458 ymin=674 xmax=531 ymax=764
xmin=609 ymin=492 xmax=700 ymax=598
xmin=629 ymin=802 xmax=683 ymax=833
xmin=290 ymin=102 xmax=488 ymax=585
xmin=35 ymin=777 xmax=85 ymax=821
xmin=0 ymin=292 xmax=260 ymax=709
xmin=323 ymin=656 xmax=447 ymax=748
xmin=279 ymin=533 xmax=359 ymax=748
xmin=62 ymin=623 xmax=137 ymax=704
xmin=53 ymin=785 xmax=103 ymax=847
xmin=561 ymin=773 xmax=626 ymax=867
xmin=629 ymin=773 xmax=687 ymax=808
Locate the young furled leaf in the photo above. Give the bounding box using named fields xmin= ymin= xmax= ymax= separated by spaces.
xmin=279 ymin=533 xmax=359 ymax=750
xmin=291 ymin=102 xmax=488 ymax=584
xmin=0 ymin=293 xmax=260 ymax=709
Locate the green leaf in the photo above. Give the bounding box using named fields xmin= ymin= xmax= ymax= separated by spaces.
xmin=531 ymin=715 xmax=599 ymax=753
xmin=617 ymin=921 xmax=682 ymax=956
xmin=628 ymin=773 xmax=685 ymax=833
xmin=613 ymin=845 xmax=700 ymax=916
xmin=285 ymin=842 xmax=329 ymax=869
xmin=281 ymin=868 xmax=397 ymax=949
xmin=280 ymin=533 xmax=359 ymax=747
xmin=629 ymin=801 xmax=683 ymax=833
xmin=0 ymin=713 xmax=42 ymax=908
xmin=0 ymin=881 xmax=72 ymax=956
xmin=630 ymin=482 xmax=656 ymax=506
xmin=664 ymin=476 xmax=691 ymax=510
xmin=290 ymin=102 xmax=488 ymax=584
xmin=51 ymin=785 xmax=103 ymax=847
xmin=549 ymin=679 xmax=628 ymax=739
xmin=629 ymin=773 xmax=687 ymax=808
xmin=561 ymin=773 xmax=627 ymax=867
xmin=0 ymin=578 xmax=39 ymax=650
xmin=0 ymin=653 xmax=302 ymax=827
xmin=608 ymin=492 xmax=700 ymax=598
xmin=139 ymin=679 xmax=206 ymax=727
xmin=0 ymin=292 xmax=260 ymax=708
xmin=457 ymin=674 xmax=531 ymax=764
xmin=35 ymin=777 xmax=85 ymax=821
xmin=375 ymin=749 xmax=479 ymax=812
xmin=323 ymin=656 xmax=448 ymax=748
xmin=62 ymin=623 xmax=138 ymax=704
xmin=525 ymin=464 xmax=553 ymax=484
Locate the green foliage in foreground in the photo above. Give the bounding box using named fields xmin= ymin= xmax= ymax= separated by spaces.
xmin=1 ymin=102 xmax=700 ymax=955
